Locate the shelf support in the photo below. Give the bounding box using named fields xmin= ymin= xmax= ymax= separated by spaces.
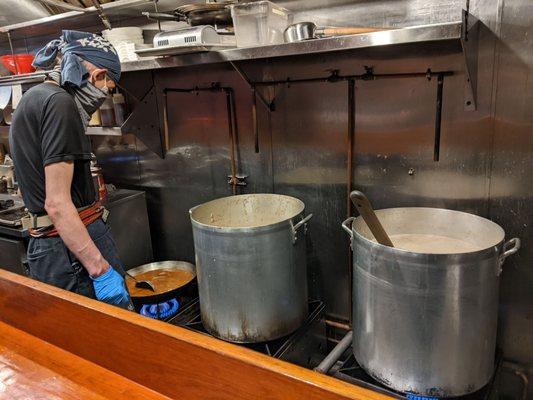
xmin=121 ymin=87 xmax=164 ymax=158
xmin=229 ymin=61 xmax=274 ymax=111
xmin=229 ymin=61 xmax=275 ymax=155
xmin=461 ymin=10 xmax=480 ymax=111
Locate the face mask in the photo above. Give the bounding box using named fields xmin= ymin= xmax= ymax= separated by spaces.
xmin=74 ymin=81 xmax=108 ymax=115
xmin=48 ymin=67 xmax=109 ymax=129
xmin=64 ymin=81 xmax=108 ymax=130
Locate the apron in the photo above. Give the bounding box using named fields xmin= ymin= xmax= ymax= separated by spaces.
xmin=25 ymin=218 xmax=126 ymax=299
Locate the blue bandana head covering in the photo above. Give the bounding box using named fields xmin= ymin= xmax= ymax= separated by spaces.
xmin=32 ymin=30 xmax=121 ymax=87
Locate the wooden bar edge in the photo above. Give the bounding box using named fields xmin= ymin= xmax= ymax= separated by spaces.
xmin=0 ymin=269 xmax=392 ymax=400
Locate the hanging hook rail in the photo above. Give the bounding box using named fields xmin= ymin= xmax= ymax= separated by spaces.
xmin=249 ymin=68 xmax=453 ymax=86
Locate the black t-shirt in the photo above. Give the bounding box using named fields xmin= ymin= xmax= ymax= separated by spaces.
xmin=9 ymin=82 xmax=95 ymax=214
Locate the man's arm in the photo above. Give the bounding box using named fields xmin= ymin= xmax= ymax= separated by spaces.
xmin=44 ymin=161 xmax=109 ymax=277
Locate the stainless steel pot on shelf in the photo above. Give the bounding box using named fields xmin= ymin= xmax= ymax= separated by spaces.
xmin=341 ymin=206 xmax=520 ymax=397
xmin=190 ymin=194 xmax=312 ymax=343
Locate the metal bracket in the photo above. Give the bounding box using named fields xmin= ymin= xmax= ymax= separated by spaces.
xmin=121 ymin=87 xmax=164 ymax=158
xmin=229 ymin=61 xmax=274 ymax=111
xmin=461 ymin=10 xmax=480 ymax=111
xmin=361 ymin=66 xmax=375 ymax=81
xmin=227 ymin=174 xmax=248 ymax=186
xmin=326 ymin=69 xmax=342 ymax=83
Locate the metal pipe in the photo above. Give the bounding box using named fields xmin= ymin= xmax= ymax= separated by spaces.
xmin=502 ymin=361 xmax=529 ymax=400
xmin=162 ymin=90 xmax=169 ymax=155
xmin=165 ymin=86 xmax=230 ymax=94
xmin=251 ymin=70 xmax=454 ymax=87
xmin=252 ymin=86 xmax=259 ymax=153
xmin=152 ymin=0 xmax=162 ymax=32
xmin=0 ymin=73 xmax=47 ymax=87
xmin=315 ymin=331 xmax=353 ymax=374
xmin=434 ymin=73 xmax=444 ymax=161
xmin=325 ymin=319 xmax=350 ymax=331
xmin=6 ymin=31 xmax=19 ymax=75
xmin=225 ymin=89 xmax=238 ymax=195
xmin=347 ymin=79 xmax=355 ymax=325
xmin=91 ymin=0 xmax=112 ymax=30
xmin=229 ymin=61 xmax=272 ymax=156
xmin=347 ymin=79 xmax=355 ymax=218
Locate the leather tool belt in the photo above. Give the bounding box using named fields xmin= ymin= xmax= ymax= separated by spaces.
xmin=22 ymin=202 xmax=108 ymax=238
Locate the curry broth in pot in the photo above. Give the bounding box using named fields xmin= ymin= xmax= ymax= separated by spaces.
xmin=125 ymin=261 xmax=196 ymax=301
xmin=126 ymin=269 xmax=195 ymax=297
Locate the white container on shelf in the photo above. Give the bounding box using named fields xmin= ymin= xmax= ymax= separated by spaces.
xmin=102 ymin=27 xmax=145 ymax=61
xmin=230 ymin=1 xmax=293 ymax=47
xmin=102 ymin=27 xmax=144 ymax=44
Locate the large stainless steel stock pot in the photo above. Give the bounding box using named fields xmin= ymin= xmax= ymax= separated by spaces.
xmin=191 ymin=194 xmax=312 ymax=343
xmin=342 ymin=206 xmax=520 ymax=397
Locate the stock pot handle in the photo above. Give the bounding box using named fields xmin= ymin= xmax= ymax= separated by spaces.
xmin=499 ymin=238 xmax=521 ymax=271
xmin=291 ymin=214 xmax=313 ymax=244
xmin=341 ymin=217 xmax=354 ymax=239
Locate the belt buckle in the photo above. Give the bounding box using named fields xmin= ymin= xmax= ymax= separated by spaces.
xmin=102 ymin=208 xmax=110 ymax=223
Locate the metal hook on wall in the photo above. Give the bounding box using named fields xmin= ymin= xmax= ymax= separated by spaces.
xmin=434 ymin=73 xmax=445 ymax=162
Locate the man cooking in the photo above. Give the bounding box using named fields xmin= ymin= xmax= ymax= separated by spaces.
xmin=9 ymin=30 xmax=132 ymax=309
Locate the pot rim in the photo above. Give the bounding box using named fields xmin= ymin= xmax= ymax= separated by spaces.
xmin=189 ymin=193 xmax=306 ymax=233
xmin=352 ymin=207 xmax=506 ymax=259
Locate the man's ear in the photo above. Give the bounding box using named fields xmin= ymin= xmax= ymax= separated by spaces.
xmin=90 ymin=68 xmax=107 ymax=83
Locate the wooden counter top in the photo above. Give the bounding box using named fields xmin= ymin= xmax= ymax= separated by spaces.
xmin=0 ymin=270 xmax=393 ymax=400
xmin=0 ymin=321 xmax=169 ymax=400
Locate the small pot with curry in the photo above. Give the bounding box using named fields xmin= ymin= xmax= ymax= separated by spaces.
xmin=125 ymin=261 xmax=196 ymax=307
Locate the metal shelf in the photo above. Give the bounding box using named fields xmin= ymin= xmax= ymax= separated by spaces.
xmin=0 ymin=21 xmax=465 ymax=83
xmin=121 ymin=21 xmax=463 ymax=73
xmin=86 ymin=126 xmax=123 ymax=136
xmin=0 ymin=16 xmax=478 ymax=110
xmin=1 ymin=126 xmax=122 ymax=136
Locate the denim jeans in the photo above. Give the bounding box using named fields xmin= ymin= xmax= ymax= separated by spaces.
xmin=26 ymin=219 xmax=126 ymax=299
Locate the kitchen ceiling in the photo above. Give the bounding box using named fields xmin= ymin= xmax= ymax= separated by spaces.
xmin=39 ymin=0 xmax=117 ymax=14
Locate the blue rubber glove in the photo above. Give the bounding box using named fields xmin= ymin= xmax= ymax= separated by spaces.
xmin=91 ymin=266 xmax=133 ymax=310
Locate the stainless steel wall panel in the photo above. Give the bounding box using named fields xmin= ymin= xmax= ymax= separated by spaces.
xmin=93 ymin=38 xmax=499 ymax=321
xmin=91 ymin=134 xmax=141 ymax=186
xmin=269 ymin=81 xmax=350 ymax=319
xmin=262 ymin=40 xmax=492 ymax=318
xmin=488 ymin=0 xmax=533 ymax=395
xmin=123 ymin=64 xmax=274 ymax=261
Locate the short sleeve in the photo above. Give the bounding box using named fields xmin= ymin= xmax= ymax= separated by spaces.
xmin=40 ymin=92 xmax=92 ymax=166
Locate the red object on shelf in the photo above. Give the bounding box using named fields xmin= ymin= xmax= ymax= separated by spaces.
xmin=0 ymin=54 xmax=36 ymax=75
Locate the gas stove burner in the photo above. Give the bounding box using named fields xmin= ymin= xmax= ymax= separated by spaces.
xmin=0 ymin=199 xmax=14 ymax=210
xmin=140 ymin=298 xmax=180 ymax=320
